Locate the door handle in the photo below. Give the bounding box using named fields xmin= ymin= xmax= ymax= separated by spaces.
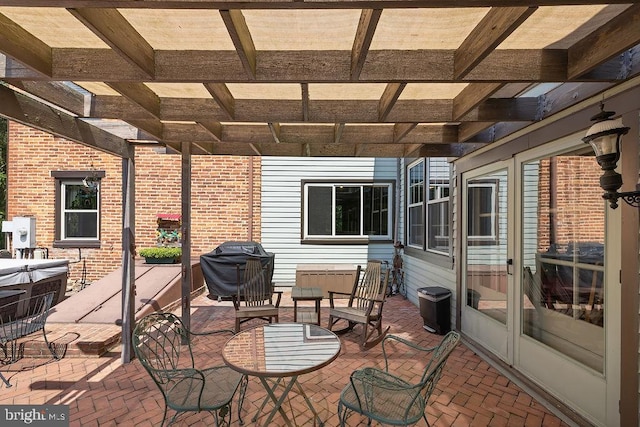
xmin=506 ymin=258 xmax=513 ymax=275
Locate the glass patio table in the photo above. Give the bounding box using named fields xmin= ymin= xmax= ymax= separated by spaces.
xmin=222 ymin=323 xmax=341 ymax=426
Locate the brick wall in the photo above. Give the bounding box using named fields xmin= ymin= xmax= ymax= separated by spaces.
xmin=6 ymin=122 xmax=261 ymax=284
xmin=536 ymin=156 xmax=604 ymax=252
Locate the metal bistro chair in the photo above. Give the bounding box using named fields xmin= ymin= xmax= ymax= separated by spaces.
xmin=233 ymin=257 xmax=281 ymax=333
xmin=338 ymin=330 xmax=461 ymax=426
xmin=1 ymin=291 xmax=58 ymax=387
xmin=328 ymin=260 xmax=390 ymax=349
xmin=132 ymin=312 xmax=248 ymax=427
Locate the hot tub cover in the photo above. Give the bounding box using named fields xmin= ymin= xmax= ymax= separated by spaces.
xmin=0 ymin=259 xmax=69 ymax=286
xmin=200 ymin=241 xmax=274 ymax=297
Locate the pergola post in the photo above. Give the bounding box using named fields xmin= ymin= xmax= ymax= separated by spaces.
xmin=121 ymin=148 xmax=136 ymax=363
xmin=181 ymin=143 xmax=192 ymax=331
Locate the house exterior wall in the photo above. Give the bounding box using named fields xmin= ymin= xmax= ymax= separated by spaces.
xmin=260 ymin=156 xmax=398 ymax=285
xmin=6 ymin=122 xmax=261 ymax=285
xmin=397 ymin=158 xmax=457 ymax=326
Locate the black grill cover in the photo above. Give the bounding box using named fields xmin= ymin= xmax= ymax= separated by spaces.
xmin=200 ymin=241 xmax=275 ymax=297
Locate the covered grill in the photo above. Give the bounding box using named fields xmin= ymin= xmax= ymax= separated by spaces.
xmin=200 ymin=241 xmax=274 ymax=298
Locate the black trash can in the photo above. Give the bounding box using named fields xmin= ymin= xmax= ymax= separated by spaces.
xmin=467 ymin=289 xmax=481 ymax=309
xmin=417 ymin=286 xmax=451 ymax=335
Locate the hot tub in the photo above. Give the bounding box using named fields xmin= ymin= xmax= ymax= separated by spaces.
xmin=0 ymin=259 xmax=68 ymax=306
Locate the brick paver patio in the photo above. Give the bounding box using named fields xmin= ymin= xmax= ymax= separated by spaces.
xmin=1 ymin=289 xmax=582 ymax=426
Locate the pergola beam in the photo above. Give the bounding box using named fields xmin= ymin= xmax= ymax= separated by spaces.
xmin=0 ymin=84 xmax=130 ymax=157
xmin=68 ymin=8 xmax=155 ymax=78
xmin=4 ymin=48 xmax=594 ymax=82
xmin=454 ymin=7 xmax=537 ymax=79
xmin=0 ymin=1 xmax=633 ymax=8
xmin=0 ymin=14 xmax=51 ymax=77
xmin=568 ymin=4 xmax=640 ymax=79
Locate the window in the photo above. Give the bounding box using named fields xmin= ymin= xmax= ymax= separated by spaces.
xmin=407 ymin=158 xmax=451 ymax=255
xmin=52 ymin=171 xmax=103 ymax=248
xmin=407 ymin=160 xmax=424 ymax=248
xmin=427 ymin=158 xmax=450 ymax=253
xmin=303 ymin=182 xmax=392 ymax=241
xmin=467 ymin=180 xmax=498 ymax=244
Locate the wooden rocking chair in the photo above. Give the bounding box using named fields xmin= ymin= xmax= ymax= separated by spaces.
xmin=232 ymin=258 xmax=281 ymax=333
xmin=328 ymin=260 xmax=390 ymax=349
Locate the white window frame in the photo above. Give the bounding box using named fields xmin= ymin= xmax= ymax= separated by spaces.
xmin=407 ymin=159 xmax=425 ymax=249
xmin=407 ymin=158 xmax=452 ymax=255
xmin=426 ymin=158 xmax=451 ymax=255
xmin=467 ymin=181 xmax=498 ymax=243
xmin=303 ymin=182 xmax=393 ymax=241
xmin=60 ymin=179 xmax=100 ymax=241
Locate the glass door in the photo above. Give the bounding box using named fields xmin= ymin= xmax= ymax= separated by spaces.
xmin=461 ymin=161 xmax=513 ymax=363
xmin=515 ymin=139 xmax=620 ymax=426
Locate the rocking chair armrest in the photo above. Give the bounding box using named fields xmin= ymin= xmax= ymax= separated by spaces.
xmin=328 ymin=291 xmax=351 ymax=308
xmin=271 ymin=290 xmax=283 ymax=307
xmin=370 ymin=294 xmax=386 ymax=305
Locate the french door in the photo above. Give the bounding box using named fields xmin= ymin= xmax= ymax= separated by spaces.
xmin=513 ymin=138 xmax=619 ymax=427
xmin=461 ymin=160 xmax=513 ymax=363
xmin=461 ymin=135 xmax=620 ymax=426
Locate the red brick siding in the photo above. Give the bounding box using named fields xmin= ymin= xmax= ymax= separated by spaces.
xmin=6 ymin=122 xmax=261 ymax=283
xmin=536 ymin=157 xmax=604 ymax=252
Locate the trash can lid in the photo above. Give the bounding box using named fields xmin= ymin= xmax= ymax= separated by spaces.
xmin=417 ymin=286 xmax=452 ymax=297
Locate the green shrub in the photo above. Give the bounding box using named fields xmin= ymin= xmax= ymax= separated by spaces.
xmin=138 ymin=247 xmax=182 ymax=259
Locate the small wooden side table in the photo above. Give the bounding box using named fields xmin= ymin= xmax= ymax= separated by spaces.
xmin=291 ymin=286 xmax=323 ymax=325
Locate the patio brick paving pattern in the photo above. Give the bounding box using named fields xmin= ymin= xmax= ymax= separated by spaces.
xmin=1 ymin=289 xmax=576 ymax=426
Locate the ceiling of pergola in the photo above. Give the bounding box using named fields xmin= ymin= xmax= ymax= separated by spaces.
xmin=0 ymin=1 xmax=639 ymax=159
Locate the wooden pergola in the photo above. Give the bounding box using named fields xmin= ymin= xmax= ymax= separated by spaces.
xmin=0 ymin=1 xmax=639 ymax=364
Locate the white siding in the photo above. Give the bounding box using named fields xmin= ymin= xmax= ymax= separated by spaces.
xmin=261 ymin=157 xmax=398 ymax=285
xmin=522 ymin=162 xmax=540 ymax=271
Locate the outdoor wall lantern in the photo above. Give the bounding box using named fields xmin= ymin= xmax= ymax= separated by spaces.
xmin=583 ymin=103 xmax=639 ymax=209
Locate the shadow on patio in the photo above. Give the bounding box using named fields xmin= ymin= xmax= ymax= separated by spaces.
xmin=2 ymin=289 xmax=580 ymax=426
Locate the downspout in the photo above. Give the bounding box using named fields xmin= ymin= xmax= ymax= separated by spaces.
xmin=394 ymin=158 xmax=401 ymax=245
xmin=248 ymin=158 xmax=254 ymax=241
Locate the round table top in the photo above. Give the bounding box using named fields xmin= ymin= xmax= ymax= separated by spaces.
xmin=222 ymin=323 xmax=341 ymax=377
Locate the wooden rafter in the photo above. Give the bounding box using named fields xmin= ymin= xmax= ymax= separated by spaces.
xmin=351 ymin=9 xmax=382 ymax=80
xmin=378 ymin=83 xmax=406 ymax=121
xmin=454 ymin=7 xmax=537 ymax=79
xmin=220 ymin=10 xmax=257 ymax=79
xmin=204 ymin=83 xmax=235 ymax=120
xmin=393 ymin=123 xmax=418 ymax=143
xmin=106 ymin=82 xmax=161 ymax=118
xmin=452 ymin=83 xmax=503 ymax=121
xmin=197 ymin=120 xmax=223 ymax=142
xmin=0 ymin=14 xmax=51 ymax=77
xmin=0 ymin=1 xmax=634 ymax=8
xmin=568 ymin=4 xmax=640 ymax=79
xmin=68 ymin=8 xmax=155 ymax=78
xmin=268 ymin=122 xmax=281 ymax=143
xmin=301 ymin=83 xmax=309 ymax=122
xmin=0 ymin=1 xmax=637 ymax=157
